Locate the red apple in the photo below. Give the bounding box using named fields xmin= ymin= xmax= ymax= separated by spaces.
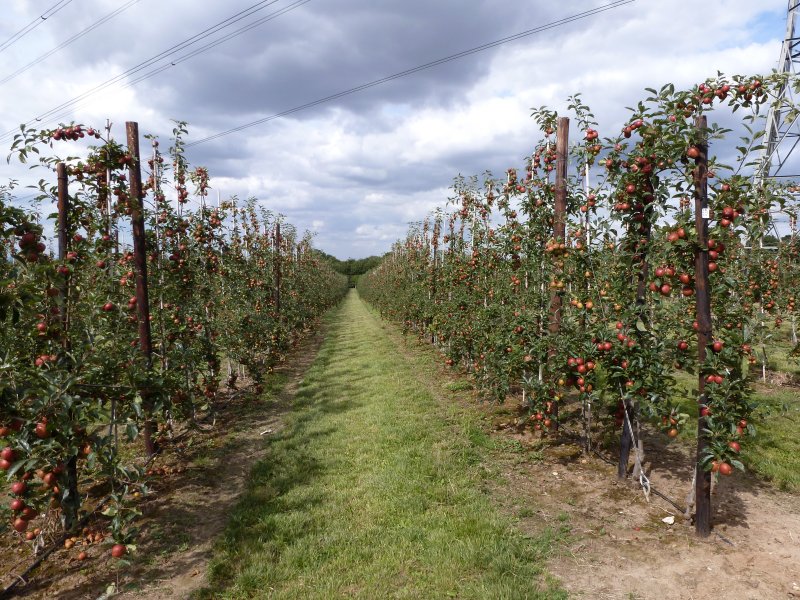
xmin=34 ymin=422 xmax=50 ymax=439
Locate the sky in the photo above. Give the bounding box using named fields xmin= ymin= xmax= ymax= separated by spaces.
xmin=0 ymin=0 xmax=792 ymax=258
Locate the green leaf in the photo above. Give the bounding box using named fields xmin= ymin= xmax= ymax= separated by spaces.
xmin=125 ymin=422 xmax=138 ymax=441
xmin=132 ymin=394 xmax=143 ymax=418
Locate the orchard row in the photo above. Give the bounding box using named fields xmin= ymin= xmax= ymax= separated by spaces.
xmin=358 ymin=73 xmax=800 ymax=535
xmin=0 ymin=121 xmax=348 ymax=561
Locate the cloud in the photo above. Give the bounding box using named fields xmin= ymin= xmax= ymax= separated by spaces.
xmin=0 ymin=0 xmax=792 ymax=257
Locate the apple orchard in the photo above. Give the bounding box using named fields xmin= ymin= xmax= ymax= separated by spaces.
xmin=358 ymin=72 xmax=800 ymax=535
xmin=1 ymin=70 xmax=800 ymax=587
xmin=0 ymin=120 xmax=347 ymax=575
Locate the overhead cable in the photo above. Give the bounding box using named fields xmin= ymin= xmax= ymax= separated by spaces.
xmin=0 ymin=0 xmax=75 ymax=54
xmin=0 ymin=0 xmax=295 ymax=141
xmin=0 ymin=0 xmax=142 ymax=86
xmin=186 ymin=0 xmax=635 ymax=147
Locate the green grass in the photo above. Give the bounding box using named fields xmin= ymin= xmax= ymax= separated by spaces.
xmin=743 ymin=384 xmax=800 ymax=490
xmin=443 ymin=380 xmax=474 ymax=392
xmin=671 ymin=369 xmax=800 ymax=491
xmin=762 ymin=320 xmax=800 ymax=376
xmin=194 ymin=291 xmax=564 ymax=599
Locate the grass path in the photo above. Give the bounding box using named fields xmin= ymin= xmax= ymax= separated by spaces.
xmin=195 ymin=290 xmax=564 ymax=599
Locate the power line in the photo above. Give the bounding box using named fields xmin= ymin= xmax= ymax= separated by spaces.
xmin=2 ymin=0 xmax=283 ymax=134
xmin=0 ymin=0 xmax=142 ymax=87
xmin=185 ymin=0 xmax=635 ymax=148
xmin=0 ymin=0 xmax=75 ymax=54
xmin=111 ymin=1 xmax=311 ymax=94
xmin=4 ymin=0 xmax=312 ymax=137
xmin=0 ymin=0 xmax=297 ymax=141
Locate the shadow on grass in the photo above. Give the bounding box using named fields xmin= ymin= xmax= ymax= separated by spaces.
xmin=191 ymin=375 xmax=363 ymax=598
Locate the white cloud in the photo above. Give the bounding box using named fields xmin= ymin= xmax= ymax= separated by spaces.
xmin=354 ymin=223 xmax=407 ymax=241
xmin=0 ymin=0 xmax=792 ymax=257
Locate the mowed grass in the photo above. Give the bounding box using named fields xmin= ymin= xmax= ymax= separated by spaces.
xmin=744 ymin=384 xmax=800 ymax=490
xmin=195 ymin=291 xmax=564 ymax=599
xmin=671 ymin=369 xmax=800 ymax=491
xmin=762 ymin=321 xmax=800 ymax=377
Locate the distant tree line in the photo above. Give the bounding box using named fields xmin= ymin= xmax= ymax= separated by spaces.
xmin=315 ymin=250 xmax=384 ymax=287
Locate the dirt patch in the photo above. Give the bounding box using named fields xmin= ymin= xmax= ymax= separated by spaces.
xmin=484 ymin=402 xmax=800 ymax=600
xmin=764 ymin=369 xmax=800 ymax=388
xmin=4 ymin=326 xmax=327 ymax=599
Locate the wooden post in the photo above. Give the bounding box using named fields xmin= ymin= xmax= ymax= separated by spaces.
xmin=693 ymin=115 xmax=712 ymax=537
xmin=583 ymin=163 xmax=592 ymax=453
xmin=126 ymin=121 xmax=156 ymax=457
xmin=56 ymin=164 xmax=70 ymax=339
xmin=547 ymin=117 xmax=569 ymax=430
xmin=56 ymin=163 xmax=80 ymax=531
xmin=430 ymin=217 xmax=440 ymax=343
xmin=791 ymin=213 xmax=798 ymax=346
xmin=548 ymin=118 xmax=569 ymax=336
xmin=274 ymin=222 xmax=282 ymax=317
